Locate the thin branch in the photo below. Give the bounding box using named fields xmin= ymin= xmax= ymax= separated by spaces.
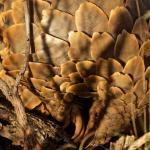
xmin=135 ymin=0 xmax=141 ymax=17
xmin=13 ymin=0 xmax=30 ymax=95
xmin=131 ymin=102 xmax=138 ymax=137
xmin=0 ymin=79 xmax=27 ymax=129
xmin=0 ymin=0 xmax=40 ymax=149
xmin=10 ymin=0 xmax=31 ymax=131
xmin=0 ymin=79 xmax=30 ymax=149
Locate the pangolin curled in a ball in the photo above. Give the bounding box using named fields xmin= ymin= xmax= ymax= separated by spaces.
xmin=0 ymin=0 xmax=150 ymax=148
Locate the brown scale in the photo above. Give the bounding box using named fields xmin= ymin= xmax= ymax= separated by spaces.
xmin=0 ymin=0 xmax=150 ymax=146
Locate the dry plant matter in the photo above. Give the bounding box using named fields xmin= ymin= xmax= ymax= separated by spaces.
xmin=0 ymin=0 xmax=150 ymax=149
xmin=0 ymin=0 xmax=43 ymax=149
xmin=0 ymin=99 xmax=70 ymax=149
xmin=128 ymin=132 xmax=150 ymax=150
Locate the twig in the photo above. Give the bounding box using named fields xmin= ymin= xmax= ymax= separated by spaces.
xmin=10 ymin=0 xmax=31 ymax=132
xmin=14 ymin=0 xmax=42 ymax=149
xmin=131 ymin=102 xmax=138 ymax=137
xmin=135 ymin=0 xmax=141 ymax=17
xmin=0 ymin=79 xmax=27 ymax=130
xmin=128 ymin=132 xmax=150 ymax=150
xmin=0 ymin=0 xmax=40 ymax=149
xmin=13 ymin=0 xmax=30 ymax=95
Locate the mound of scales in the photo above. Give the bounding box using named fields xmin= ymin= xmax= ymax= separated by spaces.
xmin=0 ymin=0 xmax=150 ymax=147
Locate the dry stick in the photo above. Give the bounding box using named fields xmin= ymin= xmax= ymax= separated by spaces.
xmin=0 ymin=78 xmax=28 ymax=130
xmin=13 ymin=2 xmax=30 ymax=94
xmin=11 ymin=0 xmax=30 ymax=130
xmin=0 ymin=76 xmax=31 ymax=149
xmin=12 ymin=0 xmax=29 ymax=134
xmin=13 ymin=0 xmax=31 ymax=93
xmin=135 ymin=0 xmax=141 ymax=17
xmin=128 ymin=132 xmax=150 ymax=150
xmin=130 ymin=0 xmax=140 ymax=139
xmin=10 ymin=0 xmax=41 ymax=149
xmin=131 ymin=102 xmax=138 ymax=137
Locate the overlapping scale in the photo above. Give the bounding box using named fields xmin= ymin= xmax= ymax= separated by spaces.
xmin=68 ymin=31 xmax=91 ymax=61
xmin=20 ymin=87 xmax=42 ymax=109
xmin=96 ymin=58 xmax=123 ymax=79
xmin=66 ymin=83 xmax=91 ymax=98
xmin=109 ymin=86 xmax=124 ymax=98
xmin=133 ymin=78 xmax=147 ymax=100
xmin=108 ymin=6 xmax=133 ymax=38
xmin=0 ymin=10 xmax=14 ymax=32
xmin=114 ymin=30 xmax=139 ymax=63
xmin=88 ymin=0 xmax=124 ymax=16
xmin=91 ymin=32 xmax=115 ymax=60
xmin=110 ymin=72 xmax=133 ymax=92
xmin=1 ymin=0 xmax=17 ymax=11
xmin=123 ymin=56 xmax=145 ymax=82
xmin=41 ymin=9 xmax=75 ymax=40
xmin=75 ymin=2 xmax=108 ymax=35
xmin=30 ymin=78 xmax=49 ymax=91
xmin=132 ymin=17 xmax=150 ymax=43
xmin=85 ymin=75 xmax=106 ymax=91
xmin=29 ymin=62 xmax=55 ymax=80
xmin=69 ymin=72 xmax=83 ymax=83
xmin=0 ymin=2 xmax=4 ymax=13
xmin=49 ymin=0 xmax=86 ymax=15
xmin=53 ymin=75 xmax=70 ymax=87
xmin=91 ymin=92 xmax=136 ymax=145
xmin=140 ymin=39 xmax=150 ymax=67
xmin=3 ymin=23 xmax=41 ymax=53
xmin=2 ymin=53 xmax=25 ymax=70
xmin=140 ymin=40 xmax=150 ymax=57
xmin=0 ymin=0 xmax=150 ymax=147
xmin=60 ymin=61 xmax=76 ymax=77
xmin=76 ymin=60 xmax=96 ymax=77
xmin=12 ymin=0 xmax=50 ymax=24
xmin=60 ymin=81 xmax=72 ymax=92
xmin=35 ymin=33 xmax=69 ymax=65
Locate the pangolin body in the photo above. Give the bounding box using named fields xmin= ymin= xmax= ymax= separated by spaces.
xmin=0 ymin=0 xmax=150 ymax=147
